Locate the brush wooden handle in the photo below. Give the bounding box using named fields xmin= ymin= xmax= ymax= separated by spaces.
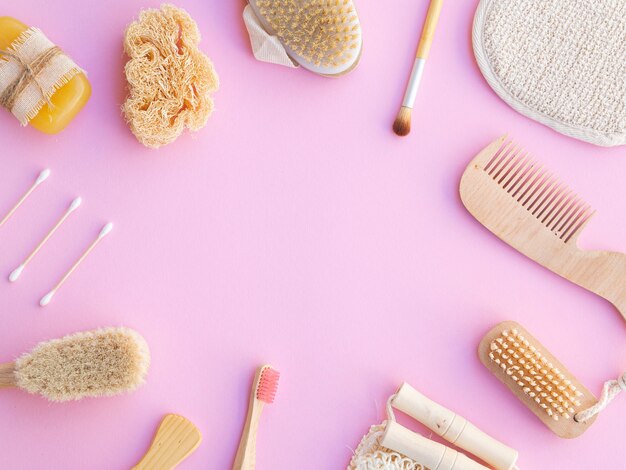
xmin=0 ymin=362 xmax=16 ymax=388
xmin=132 ymin=414 xmax=202 ymax=470
xmin=417 ymin=0 xmax=443 ymax=59
xmin=382 ymin=421 xmax=489 ymax=470
xmin=392 ymin=383 xmax=518 ymax=470
xmin=233 ymin=367 xmax=266 ymax=470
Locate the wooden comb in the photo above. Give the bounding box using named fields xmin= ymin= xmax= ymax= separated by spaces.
xmin=460 ymin=136 xmax=626 ymax=320
xmin=479 ymin=321 xmax=597 ymax=438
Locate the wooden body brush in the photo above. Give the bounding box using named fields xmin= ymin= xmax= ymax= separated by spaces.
xmin=246 ymin=0 xmax=362 ymax=77
xmin=460 ymin=136 xmax=626 ymax=320
xmin=0 ymin=327 xmax=150 ymax=401
xmin=479 ymin=321 xmax=601 ymax=438
xmin=233 ymin=365 xmax=280 ymax=470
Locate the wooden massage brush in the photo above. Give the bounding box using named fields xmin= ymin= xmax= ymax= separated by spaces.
xmin=0 ymin=327 xmax=149 ymax=402
xmin=460 ymin=136 xmax=626 ymax=321
xmin=479 ymin=321 xmax=626 ymax=439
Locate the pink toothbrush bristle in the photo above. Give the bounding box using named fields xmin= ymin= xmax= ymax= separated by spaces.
xmin=256 ymin=367 xmax=280 ymax=403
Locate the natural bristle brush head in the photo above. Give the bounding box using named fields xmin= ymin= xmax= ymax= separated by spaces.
xmin=393 ymin=106 xmax=412 ymax=137
xmin=248 ymin=0 xmax=362 ymax=76
xmin=479 ymin=321 xmax=597 ymax=438
xmin=256 ymin=365 xmax=280 ymax=404
xmin=5 ymin=327 xmax=150 ymax=402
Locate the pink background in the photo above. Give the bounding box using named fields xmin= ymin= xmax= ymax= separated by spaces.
xmin=1 ymin=1 xmax=625 ymax=469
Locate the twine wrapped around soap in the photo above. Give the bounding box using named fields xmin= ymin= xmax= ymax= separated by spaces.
xmin=0 ymin=28 xmax=83 ymax=125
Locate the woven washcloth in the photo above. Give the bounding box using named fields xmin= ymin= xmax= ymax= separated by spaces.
xmin=473 ymin=0 xmax=625 ymax=147
xmin=348 ymin=424 xmax=425 ymax=470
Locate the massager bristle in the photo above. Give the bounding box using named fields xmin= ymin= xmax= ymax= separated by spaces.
xmin=488 ymin=328 xmax=584 ymax=421
xmin=256 ymin=366 xmax=280 ymax=404
xmin=253 ymin=0 xmax=362 ymax=74
xmin=14 ymin=327 xmax=150 ymax=402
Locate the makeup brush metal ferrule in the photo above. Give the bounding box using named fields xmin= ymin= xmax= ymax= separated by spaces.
xmin=393 ymin=0 xmax=443 ymax=137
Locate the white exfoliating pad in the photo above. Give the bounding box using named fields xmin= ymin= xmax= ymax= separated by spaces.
xmin=473 ymin=0 xmax=625 ymax=147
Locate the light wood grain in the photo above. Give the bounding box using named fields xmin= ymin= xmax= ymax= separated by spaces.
xmin=460 ymin=136 xmax=626 ymax=321
xmin=417 ymin=0 xmax=443 ymax=59
xmin=132 ymin=414 xmax=202 ymax=470
xmin=233 ymin=366 xmax=267 ymax=470
xmin=0 ymin=362 xmax=16 ymax=388
xmin=479 ymin=321 xmax=597 ymax=438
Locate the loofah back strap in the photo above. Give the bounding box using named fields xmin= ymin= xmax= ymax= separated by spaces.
xmin=0 ymin=28 xmax=83 ymax=125
xmin=349 ymin=425 xmax=425 ymax=470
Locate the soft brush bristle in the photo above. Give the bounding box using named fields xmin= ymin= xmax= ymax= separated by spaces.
xmin=393 ymin=106 xmax=412 ymax=136
xmin=256 ymin=366 xmax=280 ymax=404
xmin=488 ymin=328 xmax=583 ymax=421
xmin=15 ymin=327 xmax=150 ymax=402
xmin=254 ymin=0 xmax=361 ymax=70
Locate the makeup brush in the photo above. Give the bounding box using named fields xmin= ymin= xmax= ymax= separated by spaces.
xmin=9 ymin=197 xmax=82 ymax=282
xmin=0 ymin=327 xmax=150 ymax=402
xmin=40 ymin=222 xmax=113 ymax=307
xmin=0 ymin=169 xmax=50 ymax=229
xmin=393 ymin=0 xmax=443 ymax=137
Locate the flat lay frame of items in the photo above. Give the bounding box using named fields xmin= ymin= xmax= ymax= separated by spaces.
xmin=0 ymin=1 xmax=624 ymax=469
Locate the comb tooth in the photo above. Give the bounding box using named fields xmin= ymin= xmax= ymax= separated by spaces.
xmin=502 ymin=151 xmax=531 ymax=190
xmin=553 ymin=196 xmax=583 ymax=234
xmin=525 ymin=174 xmax=556 ymax=212
xmin=543 ymin=189 xmax=574 ymax=227
xmin=560 ymin=203 xmax=589 ymax=241
xmin=491 ymin=146 xmax=520 ymax=181
xmin=485 ymin=140 xmax=515 ymax=174
xmin=563 ymin=207 xmax=595 ymax=243
xmin=533 ymin=181 xmax=564 ymax=218
xmin=508 ymin=157 xmax=538 ymax=197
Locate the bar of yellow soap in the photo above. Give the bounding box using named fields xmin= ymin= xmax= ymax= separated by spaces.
xmin=0 ymin=17 xmax=91 ymax=134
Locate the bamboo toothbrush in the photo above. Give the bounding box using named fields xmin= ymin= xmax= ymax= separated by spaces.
xmin=0 ymin=327 xmax=149 ymax=401
xmin=0 ymin=169 xmax=50 ymax=229
xmin=460 ymin=136 xmax=626 ymax=320
xmin=233 ymin=365 xmax=280 ymax=470
xmin=393 ymin=0 xmax=443 ymax=136
xmin=133 ymin=414 xmax=202 ymax=470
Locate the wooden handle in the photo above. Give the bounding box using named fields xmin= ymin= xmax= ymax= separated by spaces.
xmin=392 ymin=383 xmax=518 ymax=470
xmin=132 ymin=414 xmax=202 ymax=470
xmin=233 ymin=367 xmax=266 ymax=470
xmin=416 ymin=0 xmax=443 ymax=59
xmin=569 ymin=251 xmax=626 ymax=320
xmin=0 ymin=362 xmax=16 ymax=388
xmin=382 ymin=421 xmax=489 ymax=470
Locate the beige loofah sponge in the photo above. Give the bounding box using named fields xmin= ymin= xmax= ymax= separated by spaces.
xmin=123 ymin=4 xmax=219 ymax=149
xmin=6 ymin=327 xmax=151 ymax=402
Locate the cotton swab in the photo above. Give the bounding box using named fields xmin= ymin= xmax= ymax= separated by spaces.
xmin=0 ymin=169 xmax=51 ymax=229
xmin=9 ymin=197 xmax=83 ymax=282
xmin=393 ymin=0 xmax=443 ymax=136
xmin=40 ymin=222 xmax=113 ymax=307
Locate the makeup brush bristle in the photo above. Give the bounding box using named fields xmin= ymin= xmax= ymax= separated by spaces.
xmin=393 ymin=106 xmax=412 ymax=136
xmin=14 ymin=327 xmax=150 ymax=402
